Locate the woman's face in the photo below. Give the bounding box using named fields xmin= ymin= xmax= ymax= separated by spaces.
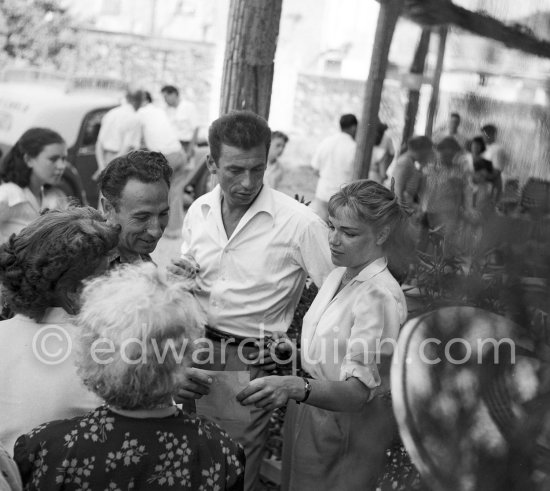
xmin=27 ymin=142 xmax=68 ymax=186
xmin=268 ymin=137 xmax=286 ymax=162
xmin=471 ymin=140 xmax=483 ymax=157
xmin=328 ymin=207 xmax=383 ymax=270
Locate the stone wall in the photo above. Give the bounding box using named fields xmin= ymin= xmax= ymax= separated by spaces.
xmin=285 ymin=72 xmax=404 ymax=168
xmin=57 ymin=28 xmax=216 ymax=127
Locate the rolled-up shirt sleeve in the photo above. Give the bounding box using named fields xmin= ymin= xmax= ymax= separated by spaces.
xmin=296 ymin=218 xmax=333 ymax=288
xmin=340 ymin=283 xmax=402 ymax=390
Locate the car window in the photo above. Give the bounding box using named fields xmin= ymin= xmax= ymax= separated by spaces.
xmin=77 ymin=108 xmax=111 ymax=155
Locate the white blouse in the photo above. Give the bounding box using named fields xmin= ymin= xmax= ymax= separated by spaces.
xmin=0 ymin=308 xmax=101 ymax=454
xmin=301 ymin=257 xmax=407 ymax=389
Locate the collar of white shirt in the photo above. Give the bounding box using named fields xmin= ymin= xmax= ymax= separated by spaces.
xmin=199 ymin=184 xmax=276 ymax=239
xmin=346 ymin=256 xmax=388 ymax=285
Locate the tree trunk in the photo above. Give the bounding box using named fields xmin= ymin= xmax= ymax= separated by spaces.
xmin=354 ymin=0 xmax=404 ymax=180
xmin=219 ymin=0 xmax=283 ymax=120
xmin=401 ymin=28 xmax=431 ymax=144
xmin=425 ymin=26 xmax=448 ymax=138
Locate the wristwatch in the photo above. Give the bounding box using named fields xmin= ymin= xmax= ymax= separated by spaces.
xmin=298 ymin=377 xmax=312 ymax=404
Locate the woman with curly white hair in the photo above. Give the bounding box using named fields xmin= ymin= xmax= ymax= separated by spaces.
xmin=13 ymin=263 xmax=245 ymax=491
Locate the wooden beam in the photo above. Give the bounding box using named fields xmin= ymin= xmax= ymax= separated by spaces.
xmin=219 ymin=0 xmax=282 ymax=119
xmin=402 ymin=0 xmax=550 ymax=59
xmin=353 ymin=0 xmax=404 ymax=180
xmin=425 ymin=26 xmax=448 ymax=138
xmin=402 ymin=28 xmax=431 ymax=144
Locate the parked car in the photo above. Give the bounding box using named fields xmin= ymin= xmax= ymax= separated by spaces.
xmin=0 ymin=68 xmax=125 ymax=208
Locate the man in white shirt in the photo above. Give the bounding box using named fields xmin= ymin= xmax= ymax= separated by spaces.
xmin=433 ymin=111 xmax=469 ymax=149
xmin=161 ymin=84 xmax=199 ymax=158
xmin=138 ymin=92 xmax=188 ymax=237
xmin=310 ymin=114 xmax=358 ymax=221
xmin=94 ymin=89 xmax=143 ymax=180
xmin=176 ymin=111 xmax=333 ymax=491
xmin=481 ymin=123 xmax=511 ymax=183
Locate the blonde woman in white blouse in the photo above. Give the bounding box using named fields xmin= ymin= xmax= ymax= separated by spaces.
xmin=238 ymin=180 xmax=413 ymax=491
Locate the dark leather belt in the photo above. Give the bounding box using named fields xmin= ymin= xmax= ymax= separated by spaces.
xmin=204 ymin=325 xmax=263 ymax=346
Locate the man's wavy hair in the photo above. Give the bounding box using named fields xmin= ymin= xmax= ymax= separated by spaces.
xmin=99 ymin=150 xmax=172 ymax=210
xmin=0 ymin=207 xmax=120 ymax=320
xmin=328 ymin=179 xmax=415 ymax=283
xmin=77 ymin=263 xmax=205 ymax=410
xmin=0 ymin=128 xmax=65 ymax=187
xmin=208 ymin=110 xmax=272 ymax=164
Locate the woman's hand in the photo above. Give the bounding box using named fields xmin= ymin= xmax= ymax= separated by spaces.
xmin=237 ymin=375 xmax=301 ymax=411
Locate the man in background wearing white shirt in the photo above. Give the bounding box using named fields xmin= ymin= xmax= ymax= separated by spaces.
xmin=176 ymin=111 xmax=333 ymax=491
xmin=139 ymin=91 xmax=187 ymax=237
xmin=310 ymin=114 xmax=358 ymax=221
xmin=482 ymin=124 xmax=511 ymax=184
xmin=161 ymin=84 xmax=199 ymax=159
xmin=94 ymin=89 xmax=143 ymax=180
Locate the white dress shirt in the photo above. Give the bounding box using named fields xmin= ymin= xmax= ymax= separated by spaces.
xmin=0 ymin=308 xmax=101 ymax=454
xmin=483 ymin=143 xmax=510 ymax=179
xmin=164 ymin=100 xmax=198 ymax=142
xmin=301 ymin=257 xmax=407 ymax=389
xmin=181 ymin=185 xmax=334 ymax=338
xmin=138 ymin=104 xmax=183 ymax=155
xmin=97 ymin=103 xmax=141 ymax=154
xmin=311 ymin=132 xmax=356 ymax=201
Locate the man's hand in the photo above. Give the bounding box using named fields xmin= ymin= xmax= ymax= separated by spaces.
xmin=237 ymin=376 xmax=292 ymax=411
xmin=168 ymin=255 xmax=200 ymax=280
xmin=175 ymin=367 xmax=213 ymax=402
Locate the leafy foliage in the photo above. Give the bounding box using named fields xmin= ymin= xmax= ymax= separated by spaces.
xmin=0 ymin=0 xmax=76 ymax=67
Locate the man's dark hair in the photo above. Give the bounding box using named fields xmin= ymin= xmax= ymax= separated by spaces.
xmin=482 ymin=124 xmax=497 ymax=138
xmin=339 ymin=114 xmax=358 ymax=131
xmin=208 ymin=110 xmax=272 ymax=164
xmin=436 ymin=136 xmax=462 ymax=153
xmin=271 ymin=130 xmax=289 ymax=143
xmin=161 ymin=85 xmax=179 ymax=96
xmin=407 ymin=135 xmax=433 ymax=153
xmin=450 ymin=112 xmax=461 ymax=121
xmin=99 ymin=150 xmax=172 ymax=210
xmin=143 ymin=91 xmax=153 ymax=104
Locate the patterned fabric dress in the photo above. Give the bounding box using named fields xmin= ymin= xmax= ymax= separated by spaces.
xmin=13 ymin=406 xmax=245 ymax=491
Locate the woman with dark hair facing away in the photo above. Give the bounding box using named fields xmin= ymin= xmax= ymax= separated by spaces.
xmin=0 ymin=128 xmax=68 ymax=243
xmin=0 ymin=207 xmax=119 ymax=453
xmin=238 ymin=180 xmax=412 ymax=490
xmin=14 ymin=263 xmax=245 ymax=490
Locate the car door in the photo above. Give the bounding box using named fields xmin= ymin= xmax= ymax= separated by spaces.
xmin=71 ymin=107 xmax=115 ymax=208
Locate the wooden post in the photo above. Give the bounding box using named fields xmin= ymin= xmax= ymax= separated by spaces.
xmin=401 ymin=28 xmax=431 ymax=144
xmin=219 ymin=0 xmax=283 ymax=119
xmin=425 ymin=26 xmax=448 ymax=138
xmin=354 ymin=0 xmax=404 ymax=179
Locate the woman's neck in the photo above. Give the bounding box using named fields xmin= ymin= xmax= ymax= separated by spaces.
xmin=28 ymin=175 xmax=43 ymax=203
xmin=108 ymin=404 xmax=178 ymax=419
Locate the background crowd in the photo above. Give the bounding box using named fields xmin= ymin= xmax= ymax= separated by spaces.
xmin=0 ymin=104 xmax=548 ymax=491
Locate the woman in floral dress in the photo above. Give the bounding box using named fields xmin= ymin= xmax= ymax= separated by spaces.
xmin=13 ymin=263 xmax=245 ymax=490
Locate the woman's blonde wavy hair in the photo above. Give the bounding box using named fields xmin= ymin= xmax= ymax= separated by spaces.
xmin=76 ymin=263 xmax=205 ymax=410
xmin=328 ymin=179 xmax=415 ymax=282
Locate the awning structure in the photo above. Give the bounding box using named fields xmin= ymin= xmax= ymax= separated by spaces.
xmin=354 ymin=0 xmax=550 ymax=180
